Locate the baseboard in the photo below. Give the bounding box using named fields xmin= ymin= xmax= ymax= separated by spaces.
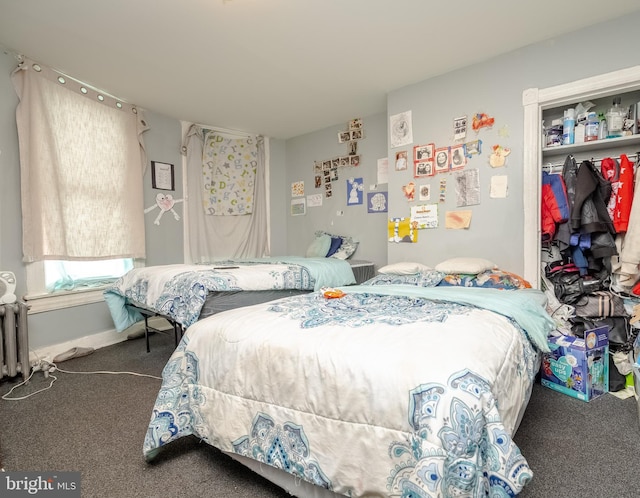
xmin=29 ymin=317 xmax=170 ymax=364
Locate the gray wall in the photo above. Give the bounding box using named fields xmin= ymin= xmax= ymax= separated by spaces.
xmin=386 ymin=13 xmax=640 ymax=275
xmin=3 ymin=11 xmax=640 ymax=350
xmin=284 ymin=113 xmax=389 ymax=269
xmin=267 ymin=138 xmax=288 ymax=256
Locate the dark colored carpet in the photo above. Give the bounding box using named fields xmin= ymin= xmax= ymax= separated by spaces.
xmin=1 ymin=333 xmax=639 ymax=497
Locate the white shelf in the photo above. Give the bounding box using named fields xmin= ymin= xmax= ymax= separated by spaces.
xmin=542 ymin=134 xmax=640 ymax=158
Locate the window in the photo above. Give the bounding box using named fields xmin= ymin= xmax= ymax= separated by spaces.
xmin=44 ymin=259 xmax=134 ymax=292
xmin=12 ymin=57 xmax=149 ymax=312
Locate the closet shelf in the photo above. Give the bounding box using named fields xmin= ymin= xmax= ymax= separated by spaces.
xmin=542 ymin=134 xmax=640 ymax=158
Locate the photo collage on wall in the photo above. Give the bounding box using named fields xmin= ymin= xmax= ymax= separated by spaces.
xmin=389 ymin=109 xmax=509 ymax=238
xmin=313 ymin=118 xmax=363 ymax=200
xmin=291 ymin=118 xmax=369 ymax=217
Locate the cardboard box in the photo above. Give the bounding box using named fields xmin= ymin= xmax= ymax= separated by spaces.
xmin=540 ymin=327 xmax=609 ymax=402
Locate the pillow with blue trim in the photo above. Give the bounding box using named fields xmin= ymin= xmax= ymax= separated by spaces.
xmin=363 ymin=270 xmax=445 ymax=287
xmin=314 ymin=231 xmax=359 ymax=259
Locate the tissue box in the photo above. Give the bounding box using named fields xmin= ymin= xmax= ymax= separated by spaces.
xmin=540 ymin=327 xmax=609 ymax=402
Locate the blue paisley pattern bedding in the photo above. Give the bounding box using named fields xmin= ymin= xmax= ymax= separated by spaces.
xmin=268 ymin=292 xmax=473 ymax=328
xmin=104 ymin=259 xmax=356 ymax=331
xmin=144 ymin=287 xmax=549 ymax=496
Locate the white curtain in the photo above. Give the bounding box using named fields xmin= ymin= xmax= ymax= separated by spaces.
xmin=12 ymin=58 xmax=148 ymax=262
xmin=183 ymin=124 xmax=269 ymax=262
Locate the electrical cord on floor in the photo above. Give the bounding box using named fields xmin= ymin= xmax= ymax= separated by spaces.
xmin=1 ymin=359 xmax=161 ymax=401
xmin=52 ymin=363 xmax=162 ymax=380
xmin=1 ymin=367 xmax=58 ymax=401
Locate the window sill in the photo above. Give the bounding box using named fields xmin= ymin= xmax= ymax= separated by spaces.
xmin=24 ymin=287 xmax=107 ymax=313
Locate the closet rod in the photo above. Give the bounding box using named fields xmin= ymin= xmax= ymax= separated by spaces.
xmin=542 ymin=152 xmax=639 ymax=171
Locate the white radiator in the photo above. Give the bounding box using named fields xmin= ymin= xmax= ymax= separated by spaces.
xmin=0 ymin=301 xmax=30 ymax=381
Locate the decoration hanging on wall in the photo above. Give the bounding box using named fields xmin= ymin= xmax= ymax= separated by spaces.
xmin=395 ymin=150 xmax=408 ymax=171
xmin=390 ymin=111 xmax=413 ymax=148
xmin=472 ymin=112 xmax=495 ymax=132
xmin=151 ymin=161 xmax=175 ymax=191
xmin=202 ymin=132 xmax=257 ymax=216
xmin=144 ymin=193 xmax=184 ymax=225
xmin=402 ymin=181 xmax=416 ymax=201
xmin=465 ymin=139 xmax=483 ymax=157
xmin=388 ymin=217 xmax=418 ymax=243
xmin=291 ymin=181 xmax=305 ymax=197
xmin=347 ymin=177 xmax=364 ymax=205
xmin=307 ymin=194 xmax=323 ymax=207
xmin=455 ymin=169 xmax=480 ymax=207
xmin=450 ymin=144 xmax=467 ymax=170
xmin=445 ymin=210 xmax=472 ymax=229
xmin=434 ymin=147 xmax=450 ymax=173
xmin=367 ymin=192 xmax=388 ymax=213
xmin=419 ymin=184 xmax=431 ymax=201
xmin=498 ymin=125 xmax=510 ymax=138
xmin=439 ymin=178 xmax=447 ymax=203
xmin=414 ymin=143 xmax=435 ymax=177
xmin=454 ymin=116 xmax=468 ymax=141
xmin=489 ymin=145 xmax=511 ymax=167
xmin=324 ymin=172 xmax=333 ymax=198
xmin=291 ymin=198 xmax=306 ymax=216
xmin=414 ymin=160 xmax=434 ymax=177
xmin=410 ymin=204 xmax=439 ymax=229
xmin=414 ymin=143 xmax=434 ymax=162
xmin=490 ymin=175 xmax=508 ymax=198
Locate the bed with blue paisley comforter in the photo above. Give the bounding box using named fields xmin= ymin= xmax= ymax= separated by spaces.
xmin=143 ymin=284 xmax=554 ymax=497
xmin=103 ymin=257 xmax=356 ymax=332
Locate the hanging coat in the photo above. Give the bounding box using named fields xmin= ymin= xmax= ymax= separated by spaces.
xmin=570 ymin=160 xmax=617 ymax=260
xmin=613 ymin=154 xmax=634 ymax=233
xmin=616 ymin=166 xmax=640 ymax=286
xmin=541 ymin=171 xmax=570 ymax=242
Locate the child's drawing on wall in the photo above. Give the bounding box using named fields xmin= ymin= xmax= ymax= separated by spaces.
xmin=347 ymin=177 xmax=363 ymax=205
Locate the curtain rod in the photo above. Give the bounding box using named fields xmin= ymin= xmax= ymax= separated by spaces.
xmin=542 ymin=152 xmax=639 ymax=171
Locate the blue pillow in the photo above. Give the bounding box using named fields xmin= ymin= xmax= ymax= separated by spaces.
xmin=326 ymin=236 xmax=343 ymax=257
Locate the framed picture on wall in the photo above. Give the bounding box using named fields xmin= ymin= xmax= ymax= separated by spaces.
xmin=413 ymin=143 xmax=434 ymax=162
xmin=434 ymin=147 xmax=450 ymax=173
xmin=151 ymin=161 xmax=175 ymax=191
xmin=450 ymin=144 xmax=467 ymax=170
xmin=414 ymin=160 xmax=434 ymax=178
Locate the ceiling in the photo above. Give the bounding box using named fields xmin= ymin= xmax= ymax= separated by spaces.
xmin=2 ymin=1 xmax=640 ymax=140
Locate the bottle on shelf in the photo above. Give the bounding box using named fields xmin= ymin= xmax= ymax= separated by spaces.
xmin=598 ymin=114 xmax=608 ymax=140
xmin=562 ymin=108 xmax=575 ymax=145
xmin=606 ymin=97 xmax=625 ymax=138
xmin=584 ymin=112 xmax=599 ymax=142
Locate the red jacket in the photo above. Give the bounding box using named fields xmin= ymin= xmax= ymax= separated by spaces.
xmin=541 ymin=172 xmax=570 ymax=242
xmin=601 ymin=154 xmax=634 ymax=233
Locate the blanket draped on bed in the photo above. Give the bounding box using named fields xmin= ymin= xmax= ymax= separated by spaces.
xmin=104 ymin=258 xmax=356 ymax=331
xmin=143 ymin=286 xmax=552 ymax=497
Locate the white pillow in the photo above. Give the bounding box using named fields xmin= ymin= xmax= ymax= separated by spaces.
xmin=434 ymin=257 xmax=497 ymax=275
xmin=378 ymin=262 xmax=432 ymax=275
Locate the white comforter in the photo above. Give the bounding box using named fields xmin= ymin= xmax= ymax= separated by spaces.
xmin=144 ymin=286 xmax=550 ymax=497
